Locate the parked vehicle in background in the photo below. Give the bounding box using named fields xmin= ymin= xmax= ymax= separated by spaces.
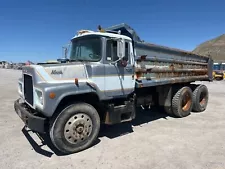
xmin=4 ymin=62 xmax=13 ymax=69
xmin=14 ymin=23 xmax=213 ymax=154
xmin=13 ymin=63 xmax=26 ymax=70
xmin=0 ymin=61 xmax=7 ymax=68
xmin=13 ymin=63 xmax=18 ymax=69
xmin=0 ymin=61 xmax=4 ymax=68
xmin=213 ymin=62 xmax=225 ymax=80
xmin=222 ymin=63 xmax=225 ymax=79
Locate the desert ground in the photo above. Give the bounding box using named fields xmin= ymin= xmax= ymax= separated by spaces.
xmin=0 ymin=69 xmax=224 ymax=169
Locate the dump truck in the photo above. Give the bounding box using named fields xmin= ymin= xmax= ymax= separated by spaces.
xmin=14 ymin=23 xmax=213 ymax=154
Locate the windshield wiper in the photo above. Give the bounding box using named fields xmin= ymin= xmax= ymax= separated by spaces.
xmin=67 ymin=59 xmax=80 ymax=62
xmin=68 ymin=58 xmax=97 ymax=62
xmin=69 ymin=57 xmax=92 ymax=62
xmin=77 ymin=59 xmax=85 ymax=62
xmin=68 ymin=59 xmax=77 ymax=62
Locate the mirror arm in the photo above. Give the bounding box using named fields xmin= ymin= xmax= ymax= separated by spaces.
xmin=109 ymin=57 xmax=122 ymax=65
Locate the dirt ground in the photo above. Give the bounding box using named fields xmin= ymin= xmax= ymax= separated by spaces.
xmin=0 ymin=69 xmax=225 ymax=169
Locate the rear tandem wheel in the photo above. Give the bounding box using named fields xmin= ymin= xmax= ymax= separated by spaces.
xmin=192 ymin=84 xmax=209 ymax=112
xmin=171 ymin=86 xmax=193 ymax=118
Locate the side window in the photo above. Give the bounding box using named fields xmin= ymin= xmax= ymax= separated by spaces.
xmin=106 ymin=40 xmax=119 ymax=61
xmin=124 ymin=42 xmax=129 ymax=61
xmin=106 ymin=40 xmax=130 ymax=62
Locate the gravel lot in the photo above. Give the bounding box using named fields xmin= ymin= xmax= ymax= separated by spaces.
xmin=0 ymin=69 xmax=225 ymax=169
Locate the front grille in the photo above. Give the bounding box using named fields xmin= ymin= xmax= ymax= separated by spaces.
xmin=24 ymin=74 xmax=33 ymax=106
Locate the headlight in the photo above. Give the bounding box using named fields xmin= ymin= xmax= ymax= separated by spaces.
xmin=35 ymin=89 xmax=43 ymax=105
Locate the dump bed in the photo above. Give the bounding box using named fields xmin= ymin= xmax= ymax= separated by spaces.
xmin=134 ymin=42 xmax=212 ymax=88
xmin=106 ymin=23 xmax=213 ymax=88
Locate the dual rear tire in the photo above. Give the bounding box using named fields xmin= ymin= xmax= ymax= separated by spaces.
xmin=172 ymin=86 xmax=193 ymax=117
xmin=192 ymin=85 xmax=209 ymax=112
xmin=169 ymin=84 xmax=208 ymax=118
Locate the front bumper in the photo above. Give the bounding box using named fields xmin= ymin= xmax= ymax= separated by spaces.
xmin=14 ymin=98 xmax=47 ymax=133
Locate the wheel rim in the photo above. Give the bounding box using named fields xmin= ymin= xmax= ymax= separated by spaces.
xmin=199 ymin=91 xmax=207 ymax=106
xmin=182 ymin=92 xmax=192 ymax=111
xmin=64 ymin=113 xmax=93 ymax=144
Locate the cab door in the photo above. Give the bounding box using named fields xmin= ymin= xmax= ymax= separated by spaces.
xmin=104 ymin=39 xmax=135 ymax=97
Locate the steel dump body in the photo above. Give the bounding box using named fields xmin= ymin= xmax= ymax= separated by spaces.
xmin=134 ymin=41 xmax=213 ymax=88
xmin=106 ymin=23 xmax=213 ymax=88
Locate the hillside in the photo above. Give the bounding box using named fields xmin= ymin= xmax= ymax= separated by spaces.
xmin=193 ymin=34 xmax=225 ymax=61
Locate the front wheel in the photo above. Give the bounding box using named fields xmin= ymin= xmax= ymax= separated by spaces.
xmin=49 ymin=103 xmax=100 ymax=154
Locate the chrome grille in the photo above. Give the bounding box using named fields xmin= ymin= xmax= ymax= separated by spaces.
xmin=24 ymin=74 xmax=33 ymax=106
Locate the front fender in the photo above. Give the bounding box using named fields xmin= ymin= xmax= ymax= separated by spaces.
xmin=38 ymin=82 xmax=100 ymax=117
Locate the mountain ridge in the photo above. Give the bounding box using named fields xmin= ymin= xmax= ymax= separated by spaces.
xmin=193 ymin=34 xmax=225 ymax=61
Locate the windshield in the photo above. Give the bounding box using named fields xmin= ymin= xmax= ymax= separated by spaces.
xmin=70 ymin=37 xmax=101 ymax=61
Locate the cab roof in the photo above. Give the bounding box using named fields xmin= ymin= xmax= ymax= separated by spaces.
xmin=71 ymin=30 xmax=132 ymax=41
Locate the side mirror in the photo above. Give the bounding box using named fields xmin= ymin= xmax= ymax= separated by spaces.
xmin=117 ymin=39 xmax=125 ymax=59
xmin=117 ymin=59 xmax=128 ymax=67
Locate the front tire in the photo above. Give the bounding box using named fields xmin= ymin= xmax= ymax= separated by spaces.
xmin=50 ymin=103 xmax=100 ymax=154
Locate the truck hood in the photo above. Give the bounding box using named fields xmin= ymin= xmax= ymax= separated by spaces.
xmin=24 ymin=63 xmax=88 ymax=84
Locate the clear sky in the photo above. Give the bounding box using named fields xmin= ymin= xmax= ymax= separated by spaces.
xmin=1 ymin=0 xmax=225 ymax=63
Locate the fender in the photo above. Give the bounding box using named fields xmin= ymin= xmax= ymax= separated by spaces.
xmin=40 ymin=81 xmax=103 ymax=117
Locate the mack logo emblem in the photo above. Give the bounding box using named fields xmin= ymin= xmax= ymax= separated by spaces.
xmin=51 ymin=70 xmax=63 ymax=74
